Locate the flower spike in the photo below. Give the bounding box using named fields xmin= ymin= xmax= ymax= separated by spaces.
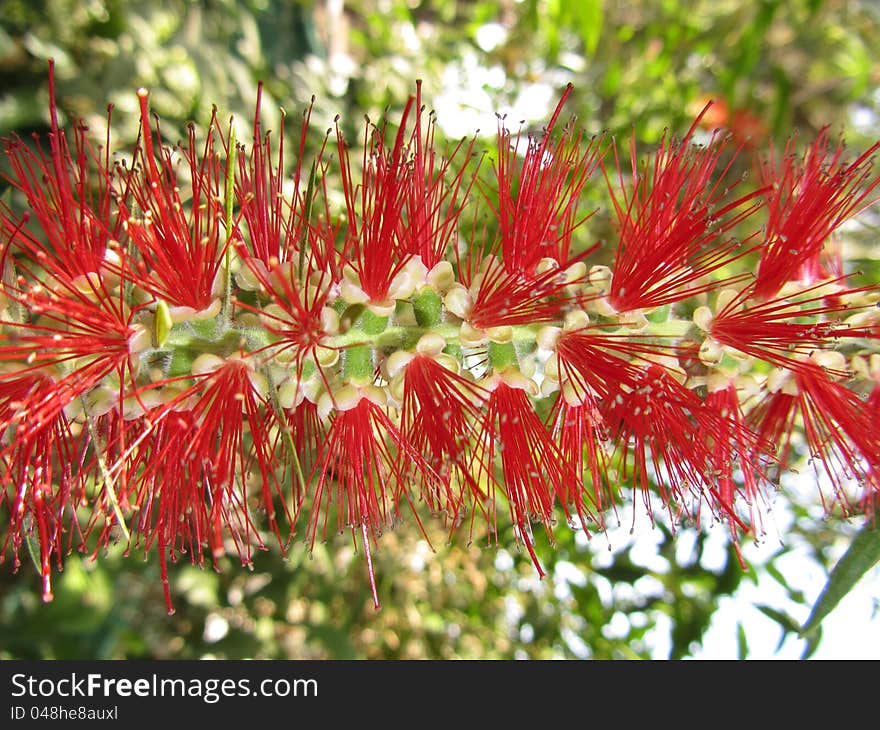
xmin=2 ymin=66 xmax=879 ymax=609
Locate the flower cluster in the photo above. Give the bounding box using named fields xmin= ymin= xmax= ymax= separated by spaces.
xmin=2 ymin=63 xmax=879 ymax=612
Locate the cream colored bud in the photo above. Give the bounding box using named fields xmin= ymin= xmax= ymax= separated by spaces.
xmin=366 ymin=299 xmax=396 ymax=317
xmin=416 ymin=333 xmax=447 ymax=356
xmin=388 ymin=269 xmax=416 ymax=301
xmin=563 ymin=309 xmax=590 ymax=332
xmin=540 ymin=378 xmax=560 ymax=397
xmin=333 ymin=384 xmax=362 ymax=412
xmin=698 ymin=338 xmax=724 ymax=366
xmin=320 ymin=306 xmax=340 ymax=335
xmin=388 ymin=373 xmax=406 ymax=402
xmin=301 ymin=376 xmax=323 ymax=404
xmin=360 ymin=384 xmax=387 ymax=408
xmin=591 ymin=296 xmax=618 ymax=318
xmin=810 ymin=350 xmax=848 ymax=374
xmin=317 ymin=391 xmax=335 ymax=420
xmin=259 ymin=303 xmax=288 ymax=328
xmin=543 ymin=353 xmax=560 ymax=382
xmin=314 ymin=345 xmax=340 ymax=368
xmin=499 ymin=368 xmax=539 ymax=395
xmin=518 ymin=356 xmax=536 ymax=379
xmin=63 ymin=398 xmax=85 ymax=422
xmin=536 ymin=257 xmax=560 ymax=275
xmin=843 ymin=311 xmax=879 ymax=329
xmin=563 ymin=261 xmax=588 ymax=285
xmin=426 ymin=260 xmax=455 ymax=292
xmin=121 ymin=388 xmax=165 ymax=420
xmin=339 ymin=278 xmax=370 ymax=304
xmin=433 ymin=354 xmax=460 ymax=373
xmin=443 ymin=285 xmax=473 ymax=320
xmin=486 ymin=325 xmax=513 ymax=344
xmin=459 ymin=321 xmax=487 ymax=347
xmin=236 ymin=259 xmax=268 ymax=291
xmin=622 ymin=310 xmax=649 ymax=332
xmin=562 ymin=379 xmax=587 ymax=407
xmin=247 ymin=371 xmax=269 ymax=398
xmin=128 ymin=324 xmax=152 ymax=354
xmin=870 ymin=354 xmax=880 ymax=379
xmin=384 ymin=350 xmax=415 ymax=379
xmin=705 ymin=371 xmax=733 ymax=394
xmin=767 ymin=367 xmax=797 ymax=395
xmin=277 ymin=379 xmax=303 ymax=409
xmin=693 ymin=306 xmax=714 ymax=333
xmin=191 ymin=353 xmax=225 ymax=376
xmin=588 ymin=265 xmax=613 ymax=292
xmin=71 ymin=271 xmax=103 ymax=294
xmin=850 ymin=354 xmax=870 ymax=379
xmin=715 ymin=288 xmax=740 ymax=313
xmin=536 ymin=326 xmax=562 ymax=351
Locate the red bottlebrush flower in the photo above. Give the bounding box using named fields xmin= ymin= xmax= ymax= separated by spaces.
xmin=754 ymin=128 xmax=880 ymax=300
xmin=0 ymin=60 xmax=121 ymax=280
xmin=127 ymin=359 xmax=290 ymax=613
xmin=233 ymin=84 xmax=317 ymax=264
xmin=601 ymin=363 xmax=737 ymax=527
xmin=700 ymin=382 xmax=770 ymax=546
xmin=117 ymin=89 xmax=228 ymax=312
xmin=399 ymin=353 xmax=486 ymax=520
xmin=748 ymin=363 xmax=880 ymax=513
xmin=336 ymin=102 xmax=415 ymax=304
xmin=398 ymin=81 xmax=481 ymax=269
xmin=466 ymin=255 xmax=596 ymax=329
xmin=0 ymin=281 xmax=139 ymax=394
xmin=550 ymin=399 xmax=614 ymax=528
xmin=553 ymin=327 xmax=688 ymax=525
xmin=489 ymin=84 xmax=603 ymax=272
xmin=0 ymin=375 xmax=88 ymax=602
xmin=603 ymin=108 xmax=765 ymax=313
xmin=470 ymin=381 xmax=590 ymax=575
xmin=307 ymin=396 xmax=441 ymax=608
xmin=708 ymin=280 xmax=878 ymax=371
xmin=463 ymin=92 xmax=602 ymax=331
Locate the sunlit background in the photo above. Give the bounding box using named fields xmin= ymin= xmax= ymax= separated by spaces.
xmin=1 ymin=0 xmax=878 ymax=659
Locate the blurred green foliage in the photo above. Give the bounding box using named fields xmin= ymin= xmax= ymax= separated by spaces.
xmin=1 ymin=0 xmax=879 ymax=659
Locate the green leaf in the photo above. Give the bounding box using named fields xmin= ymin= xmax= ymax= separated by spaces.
xmin=573 ymin=0 xmax=604 ymax=57
xmin=801 ymin=521 xmax=880 ymax=636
